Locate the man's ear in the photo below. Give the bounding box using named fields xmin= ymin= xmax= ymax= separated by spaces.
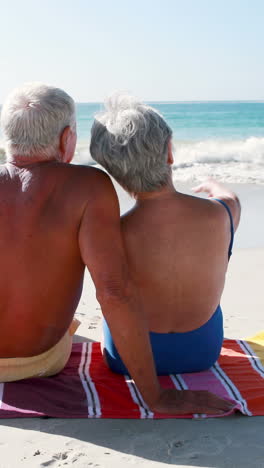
xmin=59 ymin=126 xmax=74 ymax=163
xmin=167 ymin=139 xmax=174 ymax=165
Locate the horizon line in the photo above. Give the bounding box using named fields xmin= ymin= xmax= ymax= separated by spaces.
xmin=75 ymin=99 xmax=264 ymax=105
xmin=1 ymin=99 xmax=264 ymax=107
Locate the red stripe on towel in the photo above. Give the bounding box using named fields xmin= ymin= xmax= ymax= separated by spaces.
xmin=218 ymin=340 xmax=264 ymax=416
xmin=89 ymin=343 xmax=141 ymax=419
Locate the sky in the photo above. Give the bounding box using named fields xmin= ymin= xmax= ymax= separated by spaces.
xmin=0 ymin=0 xmax=264 ymax=103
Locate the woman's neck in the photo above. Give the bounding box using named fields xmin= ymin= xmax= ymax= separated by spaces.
xmin=135 ymin=180 xmax=177 ymax=205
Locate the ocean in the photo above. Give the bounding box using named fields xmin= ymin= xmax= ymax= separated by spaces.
xmin=1 ymin=102 xmax=264 ymax=184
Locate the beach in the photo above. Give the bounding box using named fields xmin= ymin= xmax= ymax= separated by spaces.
xmin=0 ymin=181 xmax=263 ymax=468
xmin=1 ymin=0 xmax=264 ymax=460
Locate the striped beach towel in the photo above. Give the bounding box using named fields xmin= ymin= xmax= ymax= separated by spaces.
xmin=0 ymin=333 xmax=264 ymax=419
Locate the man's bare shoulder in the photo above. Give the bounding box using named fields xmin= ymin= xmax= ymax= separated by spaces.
xmin=54 ymin=163 xmax=108 ymax=183
xmin=53 ymin=163 xmax=115 ymax=199
xmin=62 ymin=165 xmax=119 ymax=217
xmin=74 ymin=165 xmax=116 ymax=199
xmin=1 ymin=161 xmax=114 ymax=202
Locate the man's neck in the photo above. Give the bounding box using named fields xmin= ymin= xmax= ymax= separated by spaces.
xmin=6 ymin=154 xmax=59 ymax=168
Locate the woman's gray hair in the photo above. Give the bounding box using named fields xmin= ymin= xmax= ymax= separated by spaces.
xmin=0 ymin=82 xmax=76 ymax=160
xmin=90 ymin=94 xmax=172 ymax=193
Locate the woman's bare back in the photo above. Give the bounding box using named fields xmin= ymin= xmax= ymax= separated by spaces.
xmin=121 ymin=191 xmax=231 ymax=333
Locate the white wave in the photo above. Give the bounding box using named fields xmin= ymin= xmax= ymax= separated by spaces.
xmin=172 ymin=161 xmax=264 ymax=185
xmin=173 ymin=136 xmax=264 ymax=166
xmin=172 ymin=137 xmax=264 ymax=184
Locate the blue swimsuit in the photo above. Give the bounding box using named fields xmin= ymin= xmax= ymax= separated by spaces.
xmin=103 ymin=199 xmax=234 ymax=375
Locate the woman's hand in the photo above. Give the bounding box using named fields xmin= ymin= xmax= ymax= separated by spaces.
xmin=192 ymin=178 xmax=226 ymax=198
xmin=149 ymin=388 xmax=235 ymax=415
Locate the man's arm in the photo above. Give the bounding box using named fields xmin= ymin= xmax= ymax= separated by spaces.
xmin=78 ymin=170 xmax=162 ymax=406
xmin=193 ymin=178 xmax=241 ymax=231
xmin=79 ymin=170 xmax=234 ymax=414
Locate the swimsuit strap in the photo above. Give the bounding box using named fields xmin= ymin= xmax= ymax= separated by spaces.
xmin=212 ymin=198 xmax=234 ymax=259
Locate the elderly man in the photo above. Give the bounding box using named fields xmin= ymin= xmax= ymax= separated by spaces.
xmin=90 ymin=94 xmax=241 ymax=405
xmin=0 ymin=84 xmax=233 ymax=415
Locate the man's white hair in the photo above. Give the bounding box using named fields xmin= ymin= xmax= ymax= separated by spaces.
xmin=90 ymin=94 xmax=173 ymax=193
xmin=0 ymin=82 xmax=76 ymax=160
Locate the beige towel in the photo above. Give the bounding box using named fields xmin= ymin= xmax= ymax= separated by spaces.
xmin=0 ymin=318 xmax=80 ymax=383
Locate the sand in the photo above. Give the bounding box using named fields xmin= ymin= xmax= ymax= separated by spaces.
xmin=0 ymin=183 xmax=264 ymax=468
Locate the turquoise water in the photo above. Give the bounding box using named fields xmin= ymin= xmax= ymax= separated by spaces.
xmin=76 ymin=101 xmax=264 ymax=142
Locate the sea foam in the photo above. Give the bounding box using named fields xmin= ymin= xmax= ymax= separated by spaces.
xmin=172 ymin=136 xmax=264 ymax=184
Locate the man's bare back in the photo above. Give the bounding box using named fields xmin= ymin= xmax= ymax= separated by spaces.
xmin=0 ymin=162 xmax=113 ymax=357
xmin=121 ymin=188 xmax=234 ymax=333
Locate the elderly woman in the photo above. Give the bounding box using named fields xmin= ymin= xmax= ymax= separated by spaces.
xmin=90 ymin=95 xmax=240 ymax=378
